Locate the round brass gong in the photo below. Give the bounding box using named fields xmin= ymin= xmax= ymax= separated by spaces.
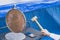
xmin=6 ymin=9 xmax=26 ymax=33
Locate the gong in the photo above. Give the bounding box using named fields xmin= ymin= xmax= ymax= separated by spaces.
xmin=6 ymin=9 xmax=26 ymax=33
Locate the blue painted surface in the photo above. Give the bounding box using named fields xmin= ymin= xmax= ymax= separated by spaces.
xmin=0 ymin=1 xmax=60 ymax=40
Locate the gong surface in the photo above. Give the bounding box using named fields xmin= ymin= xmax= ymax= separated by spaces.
xmin=6 ymin=9 xmax=26 ymax=33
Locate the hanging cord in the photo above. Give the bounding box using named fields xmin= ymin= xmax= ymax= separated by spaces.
xmin=13 ymin=3 xmax=17 ymax=9
xmin=0 ymin=26 xmax=7 ymax=30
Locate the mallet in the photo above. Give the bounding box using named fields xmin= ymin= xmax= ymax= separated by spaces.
xmin=31 ymin=16 xmax=44 ymax=30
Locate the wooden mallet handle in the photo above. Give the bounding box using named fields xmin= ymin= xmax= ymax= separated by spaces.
xmin=31 ymin=16 xmax=44 ymax=30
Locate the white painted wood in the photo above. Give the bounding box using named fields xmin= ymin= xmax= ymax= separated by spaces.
xmin=0 ymin=0 xmax=42 ymax=5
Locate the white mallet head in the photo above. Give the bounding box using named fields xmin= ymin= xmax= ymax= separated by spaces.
xmin=31 ymin=16 xmax=37 ymax=21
